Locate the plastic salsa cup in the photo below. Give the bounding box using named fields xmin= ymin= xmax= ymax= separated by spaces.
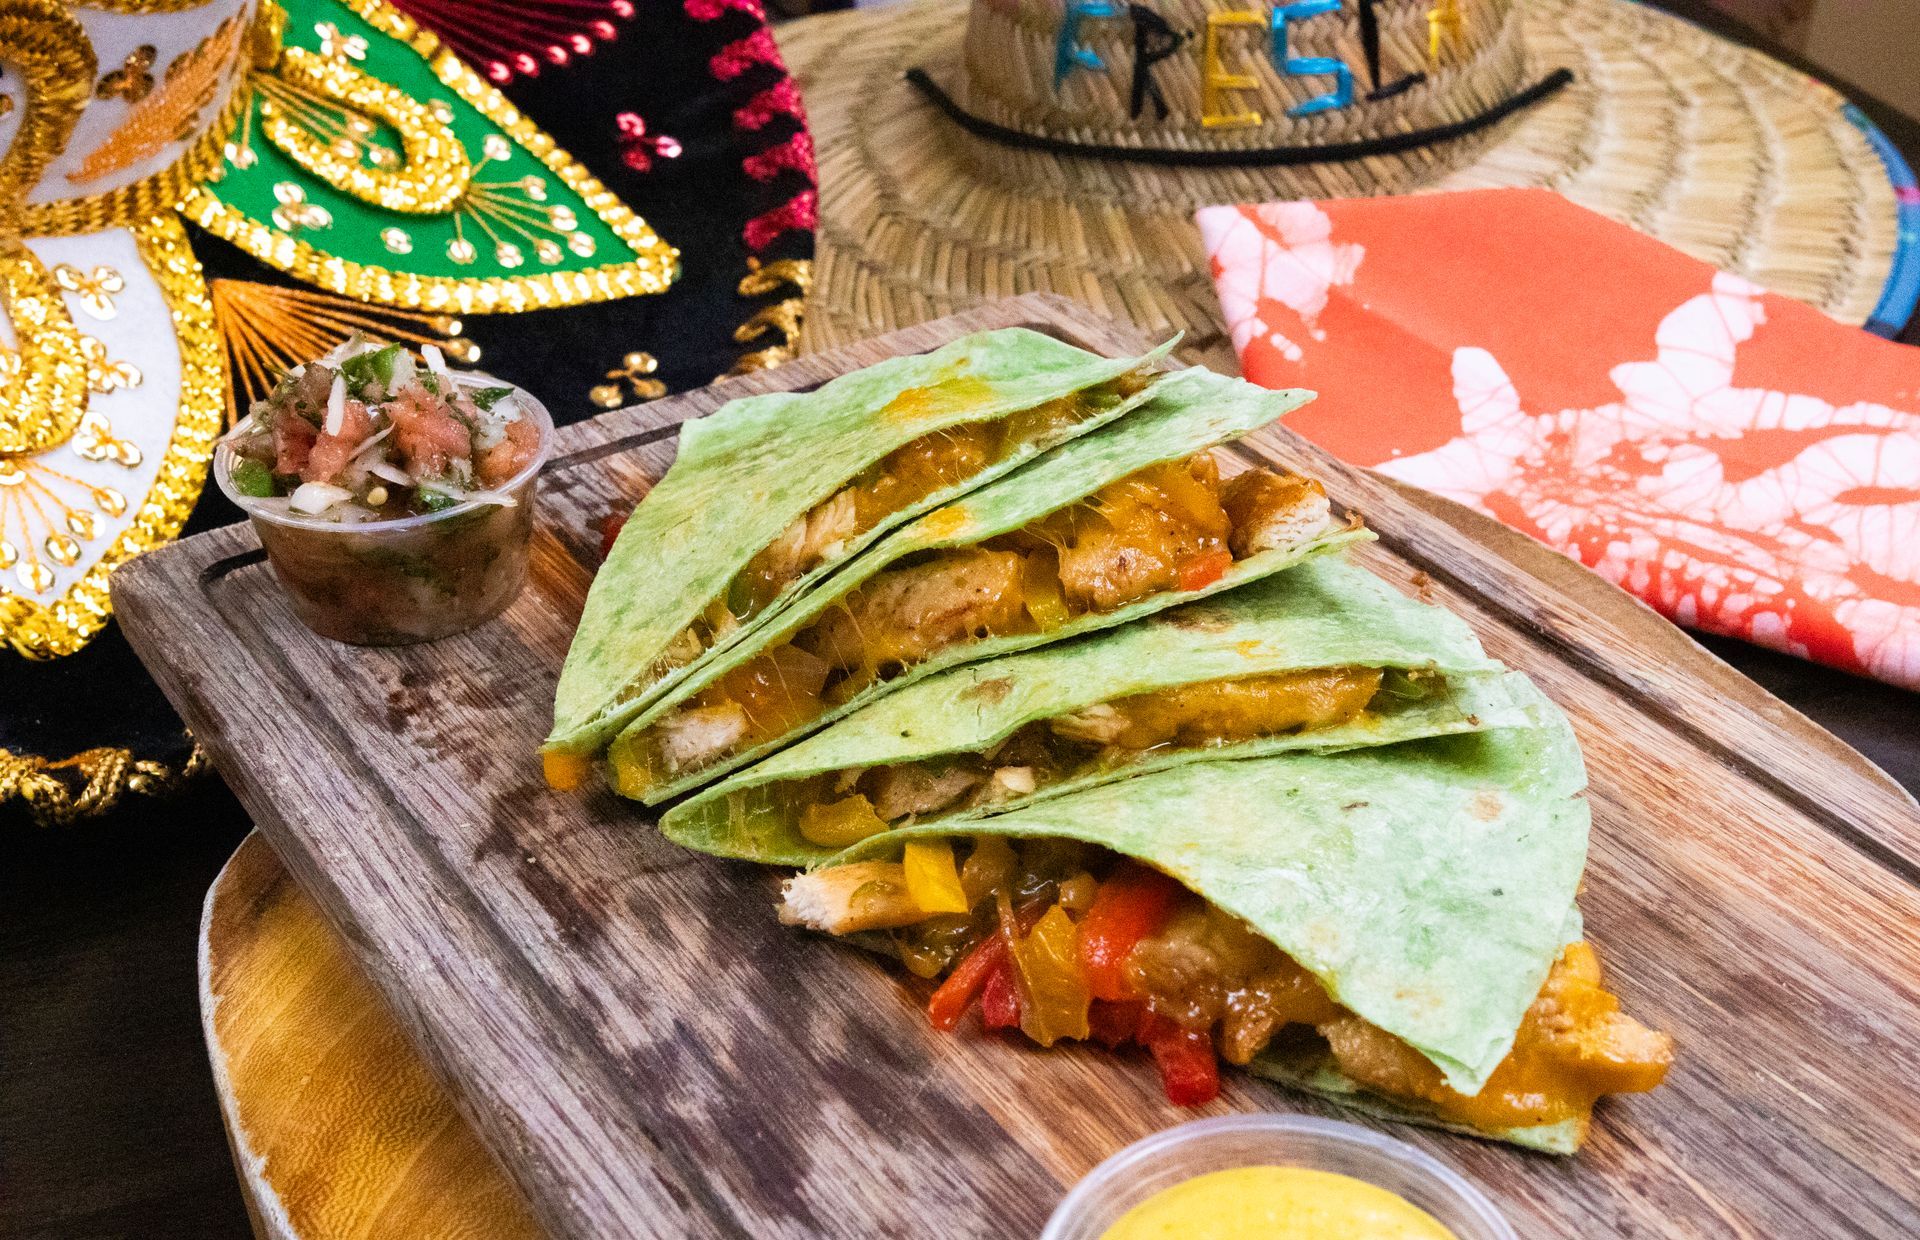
xmin=214 ymin=373 xmax=553 ymax=646
xmin=1041 ymin=1115 xmax=1516 ymax=1240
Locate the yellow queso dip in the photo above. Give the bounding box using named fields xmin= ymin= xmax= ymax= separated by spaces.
xmin=1098 ymin=1166 xmax=1458 ymax=1240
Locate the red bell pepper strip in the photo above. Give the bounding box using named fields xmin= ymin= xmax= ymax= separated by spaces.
xmin=981 ymin=959 xmax=1021 ymax=1030
xmin=1176 ymin=547 xmax=1232 ymax=592
xmin=926 ymin=934 xmax=1008 ymax=1032
xmin=1080 ymin=863 xmax=1183 ymax=1001
xmin=1087 ymin=999 xmax=1147 ymax=1049
xmin=1142 ymin=1013 xmax=1220 ymax=1107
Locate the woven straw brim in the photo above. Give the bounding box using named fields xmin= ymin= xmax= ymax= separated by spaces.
xmin=782 ymin=0 xmax=1902 ymax=368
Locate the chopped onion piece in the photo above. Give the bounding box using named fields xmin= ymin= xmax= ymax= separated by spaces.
xmin=367 ymin=460 xmax=413 ymax=485
xmin=422 ymin=343 xmax=449 ymax=379
xmin=289 ymin=482 xmax=354 ymax=514
xmin=324 ymin=374 xmax=347 ymax=436
xmin=452 ymin=488 xmax=518 ymax=508
xmin=350 ymin=424 xmax=393 ymax=459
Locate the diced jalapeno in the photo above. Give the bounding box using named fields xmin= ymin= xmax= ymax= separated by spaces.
xmin=230 ymin=458 xmax=275 ymax=498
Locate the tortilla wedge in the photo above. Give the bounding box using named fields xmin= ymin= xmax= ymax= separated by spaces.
xmin=662 ymin=555 xmax=1530 ymax=867
xmin=607 ymin=367 xmax=1366 ymax=804
xmin=549 ymin=327 xmax=1178 ymax=763
xmin=777 ymin=697 xmax=1673 ymax=1151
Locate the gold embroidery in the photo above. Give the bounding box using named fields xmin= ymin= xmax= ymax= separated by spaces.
xmin=210 ymin=278 xmax=475 ymax=425
xmin=736 ymin=256 xmax=812 ymax=299
xmin=0 ymin=0 xmax=96 ymax=212
xmin=0 ymin=244 xmax=93 ymax=459
xmin=255 ymin=45 xmax=471 ymax=213
xmin=66 ymin=10 xmax=247 ymax=186
xmin=591 ymin=350 xmax=664 ymax=408
xmin=1 ymin=740 xmax=208 ymax=827
xmin=181 ymin=0 xmax=678 ymax=314
xmin=96 ymin=45 xmax=158 ymax=103
xmin=52 ymin=263 xmax=124 ymax=320
xmin=452 ymin=166 xmax=590 ymax=270
xmin=725 ymin=258 xmax=810 ymax=376
xmin=0 ymin=215 xmax=222 ymax=660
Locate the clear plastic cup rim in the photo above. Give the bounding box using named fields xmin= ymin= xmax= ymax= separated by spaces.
xmin=213 ymin=370 xmax=553 ymax=532
xmin=1041 ymin=1114 xmax=1516 ymax=1240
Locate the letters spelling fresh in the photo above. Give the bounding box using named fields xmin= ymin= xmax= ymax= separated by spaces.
xmin=1053 ymin=0 xmax=1446 ymax=127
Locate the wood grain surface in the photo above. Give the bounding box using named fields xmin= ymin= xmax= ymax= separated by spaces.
xmin=116 ymin=295 xmax=1920 ymax=1239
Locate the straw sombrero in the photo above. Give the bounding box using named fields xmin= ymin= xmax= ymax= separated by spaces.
xmin=782 ymin=0 xmax=1915 ymax=366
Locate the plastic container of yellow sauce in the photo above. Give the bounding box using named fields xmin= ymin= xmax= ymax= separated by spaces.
xmin=1041 ymin=1116 xmax=1515 ymax=1240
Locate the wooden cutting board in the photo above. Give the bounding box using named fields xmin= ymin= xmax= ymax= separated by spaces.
xmin=117 ymin=295 xmax=1920 ymax=1239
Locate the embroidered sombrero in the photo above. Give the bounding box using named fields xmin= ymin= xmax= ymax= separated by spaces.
xmin=781 ymin=0 xmax=1916 ymax=365
xmin=0 ymin=0 xmax=677 ymax=663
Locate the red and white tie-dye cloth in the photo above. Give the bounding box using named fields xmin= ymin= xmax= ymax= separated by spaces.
xmin=1197 ymin=187 xmax=1920 ymax=689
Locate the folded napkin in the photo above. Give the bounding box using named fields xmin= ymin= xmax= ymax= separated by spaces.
xmin=1198 ymin=187 xmax=1920 ymax=689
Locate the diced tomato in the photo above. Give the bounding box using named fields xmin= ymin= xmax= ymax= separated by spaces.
xmin=476 ymin=414 xmax=541 ymax=486
xmin=1142 ymin=1013 xmax=1220 ymax=1107
xmin=1080 ymin=863 xmax=1183 ymax=1001
xmin=926 ymin=933 xmax=1007 ymax=1032
xmin=981 ymin=958 xmax=1021 ymax=1030
xmin=1087 ymin=999 xmax=1147 ymax=1049
xmin=273 ymin=415 xmax=317 ymax=477
xmin=1176 ymin=547 xmax=1232 ymax=592
xmin=599 ymin=511 xmax=628 ymax=560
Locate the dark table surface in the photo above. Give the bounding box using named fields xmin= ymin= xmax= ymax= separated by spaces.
xmin=6 ymin=6 xmax=1920 ymax=1237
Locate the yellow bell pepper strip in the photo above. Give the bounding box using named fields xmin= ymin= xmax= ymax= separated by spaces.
xmin=903 ymin=838 xmax=972 ymax=914
xmin=800 ymin=793 xmax=892 ymax=848
xmin=541 ymin=749 xmax=593 ymax=791
xmin=1010 ymin=903 xmax=1093 ymax=1046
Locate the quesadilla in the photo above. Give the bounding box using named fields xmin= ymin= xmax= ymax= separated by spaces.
xmin=603 ymin=367 xmax=1367 ymax=804
xmin=547 ymin=327 xmax=1179 ymax=781
xmin=663 ymin=556 xmax=1531 ymax=867
xmin=775 ymin=701 xmax=1672 ymax=1153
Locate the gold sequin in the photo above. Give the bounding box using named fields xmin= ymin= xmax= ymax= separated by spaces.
xmin=269 ymin=182 xmax=331 ymax=232
xmin=593 ymin=350 xmax=665 ymax=406
xmin=53 ymin=264 xmax=125 ymax=320
xmin=45 ymin=534 xmax=80 ymax=566
xmin=77 ymin=334 xmax=143 ymax=393
xmin=313 ymin=21 xmax=368 ymax=61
